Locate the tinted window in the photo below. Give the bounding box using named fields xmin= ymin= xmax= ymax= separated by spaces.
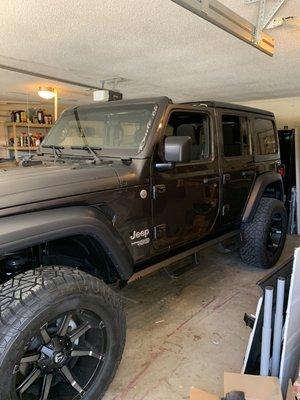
xmin=42 ymin=104 xmax=157 ymax=154
xmin=242 ymin=119 xmax=250 ymax=155
xmin=253 ymin=118 xmax=277 ymax=155
xmin=166 ymin=111 xmax=210 ymax=160
xmin=222 ymin=115 xmax=242 ymax=157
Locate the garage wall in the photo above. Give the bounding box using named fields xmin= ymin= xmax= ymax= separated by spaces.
xmin=0 ymin=104 xmax=17 ymax=158
xmin=0 ymin=103 xmax=65 ymax=159
xmin=238 ymin=97 xmax=300 ymax=130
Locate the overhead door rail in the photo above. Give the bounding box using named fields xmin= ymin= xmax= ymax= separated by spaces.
xmin=246 ymin=0 xmax=286 ymax=42
xmin=171 ymin=0 xmax=286 ymax=56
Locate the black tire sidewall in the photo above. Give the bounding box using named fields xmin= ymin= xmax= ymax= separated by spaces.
xmin=0 ymin=269 xmax=125 ymax=400
xmin=240 ymin=198 xmax=287 ymax=268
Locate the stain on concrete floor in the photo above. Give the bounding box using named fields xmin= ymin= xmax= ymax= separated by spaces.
xmin=104 ymin=235 xmax=300 ymax=400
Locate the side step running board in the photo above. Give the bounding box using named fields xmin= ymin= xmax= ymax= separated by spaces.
xmin=128 ymin=230 xmax=239 ymax=283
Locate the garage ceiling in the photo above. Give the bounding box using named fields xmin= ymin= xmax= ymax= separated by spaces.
xmin=0 ymin=0 xmax=299 ymax=105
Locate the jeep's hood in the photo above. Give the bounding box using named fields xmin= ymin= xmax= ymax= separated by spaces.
xmin=0 ymin=163 xmax=120 ymax=211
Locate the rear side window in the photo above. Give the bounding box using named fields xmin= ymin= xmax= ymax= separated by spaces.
xmin=253 ymin=118 xmax=277 ymax=155
xmin=222 ymin=115 xmax=249 ymax=157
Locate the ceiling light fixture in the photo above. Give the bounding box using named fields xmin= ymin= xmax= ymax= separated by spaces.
xmin=37 ymin=87 xmax=56 ymax=100
xmin=37 ymin=87 xmax=58 ymax=121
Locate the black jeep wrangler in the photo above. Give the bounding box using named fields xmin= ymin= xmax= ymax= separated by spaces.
xmin=0 ymin=97 xmax=287 ymax=399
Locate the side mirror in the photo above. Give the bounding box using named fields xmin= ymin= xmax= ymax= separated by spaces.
xmin=164 ymin=136 xmax=191 ymax=163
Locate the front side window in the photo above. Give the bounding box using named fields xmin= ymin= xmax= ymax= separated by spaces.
xmin=164 ymin=111 xmax=210 ymax=161
xmin=42 ymin=103 xmax=158 ymax=155
xmin=253 ymin=118 xmax=277 ymax=155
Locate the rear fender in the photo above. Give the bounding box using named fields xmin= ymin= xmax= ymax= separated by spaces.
xmin=242 ymin=172 xmax=284 ymax=223
xmin=0 ymin=206 xmax=133 ymax=280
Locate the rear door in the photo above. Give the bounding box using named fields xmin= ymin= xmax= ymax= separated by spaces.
xmin=151 ymin=107 xmax=220 ymax=251
xmin=219 ymin=112 xmax=255 ymax=225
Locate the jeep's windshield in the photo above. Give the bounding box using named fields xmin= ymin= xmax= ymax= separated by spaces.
xmin=42 ymin=103 xmax=158 ymax=156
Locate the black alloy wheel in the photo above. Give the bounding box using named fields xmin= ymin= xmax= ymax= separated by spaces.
xmin=15 ymin=310 xmax=107 ymax=399
xmin=266 ymin=212 xmax=283 ymax=254
xmin=0 ymin=267 xmax=126 ymax=400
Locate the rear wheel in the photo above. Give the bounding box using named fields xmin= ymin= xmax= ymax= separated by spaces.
xmin=239 ymin=197 xmax=287 ymax=268
xmin=0 ymin=266 xmax=126 ymax=400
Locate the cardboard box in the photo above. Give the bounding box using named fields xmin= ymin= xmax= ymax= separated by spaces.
xmin=224 ymin=373 xmax=282 ymax=400
xmin=190 ymin=373 xmax=283 ymax=400
xmin=190 ymin=387 xmax=219 ymax=400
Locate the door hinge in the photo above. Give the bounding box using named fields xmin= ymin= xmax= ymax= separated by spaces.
xmin=153 ymin=224 xmax=167 ymax=239
xmin=222 ymin=204 xmax=230 ymax=216
xmin=153 ymin=184 xmax=166 ymax=199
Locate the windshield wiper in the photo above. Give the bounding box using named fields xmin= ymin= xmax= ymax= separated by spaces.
xmin=41 ymin=145 xmax=64 ymax=162
xmin=70 ymin=145 xmax=102 ymax=163
xmin=73 ymin=108 xmax=102 ymax=164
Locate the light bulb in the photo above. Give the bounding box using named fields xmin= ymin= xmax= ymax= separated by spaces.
xmin=38 ymin=87 xmax=55 ymax=100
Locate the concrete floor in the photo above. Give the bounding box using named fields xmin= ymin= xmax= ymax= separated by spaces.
xmin=104 ymin=235 xmax=300 ymax=400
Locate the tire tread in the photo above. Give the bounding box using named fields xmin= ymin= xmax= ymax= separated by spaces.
xmin=239 ymin=197 xmax=287 ymax=268
xmin=0 ymin=266 xmax=126 ymax=398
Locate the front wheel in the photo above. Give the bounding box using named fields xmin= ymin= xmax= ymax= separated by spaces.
xmin=0 ymin=266 xmax=126 ymax=400
xmin=239 ymin=197 xmax=287 ymax=268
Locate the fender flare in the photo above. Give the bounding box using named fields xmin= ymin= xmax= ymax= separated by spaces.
xmin=0 ymin=206 xmax=133 ymax=280
xmin=242 ymin=172 xmax=284 ymax=223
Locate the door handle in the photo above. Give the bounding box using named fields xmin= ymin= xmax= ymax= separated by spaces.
xmin=242 ymin=170 xmax=255 ymax=178
xmin=222 ymin=173 xmax=231 ymax=184
xmin=203 ymin=177 xmax=219 ymax=184
xmin=153 ymin=184 xmax=166 ymax=199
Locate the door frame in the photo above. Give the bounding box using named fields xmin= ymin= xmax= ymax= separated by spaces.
xmin=216 ymin=109 xmax=256 ymax=224
xmin=150 ymin=105 xmax=221 ymax=251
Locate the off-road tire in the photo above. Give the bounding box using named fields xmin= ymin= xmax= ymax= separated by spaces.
xmin=0 ymin=266 xmax=126 ymax=400
xmin=239 ymin=197 xmax=287 ymax=268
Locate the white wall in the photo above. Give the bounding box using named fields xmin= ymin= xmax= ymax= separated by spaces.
xmin=0 ymin=104 xmax=13 ymax=158
xmin=238 ymin=97 xmax=300 ymax=130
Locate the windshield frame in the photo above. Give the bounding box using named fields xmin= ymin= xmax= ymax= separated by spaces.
xmin=40 ymin=98 xmax=168 ymax=159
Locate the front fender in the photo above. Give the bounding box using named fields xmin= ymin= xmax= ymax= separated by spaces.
xmin=242 ymin=172 xmax=284 ymax=223
xmin=0 ymin=206 xmax=133 ymax=280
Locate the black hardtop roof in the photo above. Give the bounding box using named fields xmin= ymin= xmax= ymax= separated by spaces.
xmin=73 ymin=96 xmax=171 ymax=111
xmin=181 ymin=100 xmax=274 ymax=117
xmin=71 ymin=97 xmax=273 ymax=117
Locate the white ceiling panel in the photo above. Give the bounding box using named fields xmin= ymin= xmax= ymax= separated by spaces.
xmin=0 ymin=0 xmax=299 ymax=104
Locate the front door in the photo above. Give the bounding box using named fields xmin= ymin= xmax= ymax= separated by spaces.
xmin=151 ymin=108 xmax=220 ymax=251
xmin=219 ymin=112 xmax=255 ymax=225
